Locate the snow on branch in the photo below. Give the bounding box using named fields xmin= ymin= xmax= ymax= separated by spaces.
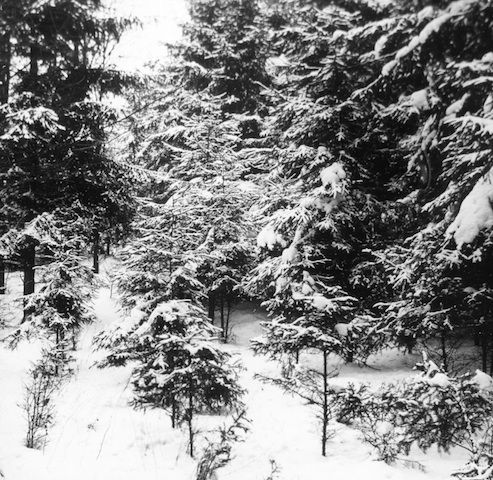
xmin=446 ymin=166 xmax=493 ymax=247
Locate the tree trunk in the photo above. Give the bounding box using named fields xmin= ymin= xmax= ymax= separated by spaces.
xmin=224 ymin=296 xmax=233 ymax=343
xmin=440 ymin=331 xmax=448 ymax=372
xmin=93 ymin=229 xmax=99 ymax=273
xmin=346 ymin=338 xmax=354 ymax=363
xmin=208 ymin=293 xmax=215 ymax=323
xmin=482 ymin=334 xmax=487 ymax=373
xmin=22 ymin=243 xmax=36 ymax=322
xmin=0 ymin=261 xmax=5 ymax=294
xmin=220 ymin=296 xmax=225 ymax=340
xmin=171 ymin=402 xmax=177 ymax=429
xmin=30 ymin=43 xmax=38 ymax=77
xmin=0 ymin=31 xmax=11 ymax=104
xmin=106 ymin=235 xmax=111 ymax=255
xmin=489 ymin=342 xmax=493 ymax=376
xmin=188 ymin=381 xmax=194 ymax=458
xmin=322 ymin=350 xmax=328 ymax=457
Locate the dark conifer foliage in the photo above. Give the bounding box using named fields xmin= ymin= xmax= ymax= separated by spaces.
xmin=0 ymin=0 xmax=136 ymax=258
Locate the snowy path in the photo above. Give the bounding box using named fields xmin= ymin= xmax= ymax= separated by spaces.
xmin=0 ymin=287 xmax=468 ymax=480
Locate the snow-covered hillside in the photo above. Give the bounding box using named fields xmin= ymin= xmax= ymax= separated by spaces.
xmin=0 ymin=268 xmax=470 ymax=480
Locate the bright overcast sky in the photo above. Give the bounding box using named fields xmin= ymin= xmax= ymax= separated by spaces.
xmin=105 ymin=0 xmax=189 ymax=71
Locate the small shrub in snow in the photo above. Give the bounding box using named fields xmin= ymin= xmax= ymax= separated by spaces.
xmin=257 ymin=360 xmax=338 ymax=457
xmin=452 ymin=420 xmax=493 ymax=479
xmin=22 ymin=347 xmax=72 ymax=449
xmin=343 ymin=355 xmax=493 ymax=466
xmin=195 ymin=409 xmax=249 ymax=480
xmin=264 ymin=459 xmax=281 ymax=480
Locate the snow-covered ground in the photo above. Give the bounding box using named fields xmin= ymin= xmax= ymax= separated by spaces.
xmin=0 ymin=263 xmax=469 ymax=480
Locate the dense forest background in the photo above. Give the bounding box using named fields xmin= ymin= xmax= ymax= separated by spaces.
xmin=2 ymin=0 xmax=493 ymax=477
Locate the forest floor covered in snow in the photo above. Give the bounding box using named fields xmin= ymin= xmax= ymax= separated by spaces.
xmin=0 ymin=263 xmax=471 ymax=480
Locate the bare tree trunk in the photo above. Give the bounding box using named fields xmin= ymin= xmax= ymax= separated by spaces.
xmin=93 ymin=229 xmax=99 ymax=274
xmin=0 ymin=31 xmax=11 ymax=104
xmin=208 ymin=293 xmax=215 ymax=323
xmin=22 ymin=243 xmax=36 ymax=322
xmin=0 ymin=261 xmax=5 ymax=294
xmin=224 ymin=296 xmax=233 ymax=343
xmin=322 ymin=350 xmax=328 ymax=457
xmin=482 ymin=334 xmax=487 ymax=373
xmin=440 ymin=331 xmax=448 ymax=372
xmin=188 ymin=381 xmax=195 ymax=458
xmin=220 ymin=296 xmax=225 ymax=340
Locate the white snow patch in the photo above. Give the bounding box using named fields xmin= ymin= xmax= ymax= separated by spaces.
xmin=376 ymin=421 xmax=394 ymax=436
xmin=382 ymin=59 xmax=398 ymax=76
xmin=482 ymin=52 xmax=493 ymax=63
xmin=408 ymin=89 xmax=430 ymax=111
xmin=267 ymin=54 xmax=291 ymax=68
xmin=472 ymin=370 xmax=493 ymax=390
xmin=257 ymin=224 xmax=286 ymax=250
xmin=446 ymin=167 xmax=493 ymax=247
xmin=427 ymin=372 xmax=451 ymax=388
xmin=445 ymin=93 xmax=469 ymax=117
xmin=236 ymin=180 xmax=259 ymax=193
xmin=335 ymin=323 xmax=350 ymax=337
xmin=311 ymin=295 xmax=333 ymax=311
xmin=448 ymin=0 xmax=476 ymax=15
xmin=418 ymin=14 xmax=452 ymax=44
xmin=484 ymin=93 xmax=493 ymax=115
xmin=374 ymin=34 xmax=388 ymax=57
xmin=320 ymin=162 xmax=346 ymax=192
xmin=417 ymin=6 xmax=435 ymax=21
xmin=395 ymin=36 xmax=421 ymax=60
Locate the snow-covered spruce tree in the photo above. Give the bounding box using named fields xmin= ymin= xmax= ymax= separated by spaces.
xmin=176 ymin=0 xmax=270 ymax=114
xmin=7 ymin=212 xmax=96 ymax=350
xmin=256 ymin=0 xmax=493 ymax=366
xmin=96 ymin=300 xmax=244 ymax=458
xmin=342 ymin=0 xmax=493 ymax=366
xmin=246 ymin=157 xmax=385 ymax=367
xmin=119 ymin=73 xmax=261 ymax=339
xmin=344 ymin=355 xmax=493 ymax=470
xmin=0 ymin=0 xmax=136 ymax=295
xmin=241 ymin=0 xmax=426 ymax=364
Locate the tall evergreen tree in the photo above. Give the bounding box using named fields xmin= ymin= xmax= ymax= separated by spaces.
xmin=0 ymin=0 xmax=136 ymax=300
